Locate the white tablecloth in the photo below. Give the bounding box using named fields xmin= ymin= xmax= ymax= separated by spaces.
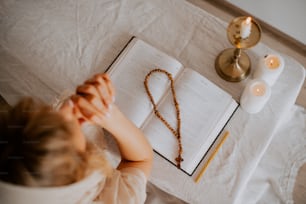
xmin=239 ymin=104 xmax=306 ymax=204
xmin=0 ymin=0 xmax=305 ymax=203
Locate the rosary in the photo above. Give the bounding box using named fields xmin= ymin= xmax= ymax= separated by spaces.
xmin=144 ymin=68 xmax=183 ymax=168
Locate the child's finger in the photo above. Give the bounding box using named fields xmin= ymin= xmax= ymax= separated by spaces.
xmin=58 ymin=99 xmax=75 ymax=121
xmin=71 ymin=95 xmax=109 ymax=125
xmin=72 ymin=104 xmax=87 ymax=125
xmin=77 ymin=84 xmax=104 ymax=108
xmin=93 ymin=74 xmax=115 ymax=104
xmin=77 ymin=83 xmax=111 ymax=112
xmin=83 ymin=93 xmax=110 ymax=116
xmin=93 ymin=79 xmax=113 ymax=107
xmin=102 ymin=74 xmax=115 ymax=102
xmin=85 ymin=74 xmax=113 ymax=107
xmin=83 ymin=73 xmax=115 ymax=107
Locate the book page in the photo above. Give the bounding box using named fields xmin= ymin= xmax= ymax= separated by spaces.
xmin=108 ymin=38 xmax=183 ymax=127
xmin=142 ymin=68 xmax=238 ymax=174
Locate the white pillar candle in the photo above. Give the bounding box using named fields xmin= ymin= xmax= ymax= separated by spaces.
xmin=253 ymin=54 xmax=285 ymax=86
xmin=240 ymin=17 xmax=252 ymax=39
xmin=240 ymin=79 xmax=271 ymax=114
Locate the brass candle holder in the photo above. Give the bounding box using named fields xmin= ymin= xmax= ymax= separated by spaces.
xmin=215 ymin=16 xmax=261 ymax=82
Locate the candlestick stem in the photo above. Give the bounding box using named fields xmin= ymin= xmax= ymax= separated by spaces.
xmin=215 ymin=48 xmax=250 ymax=82
xmin=233 ymin=48 xmax=241 ymax=62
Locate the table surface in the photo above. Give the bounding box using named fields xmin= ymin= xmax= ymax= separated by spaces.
xmin=0 ymin=0 xmax=305 ymax=203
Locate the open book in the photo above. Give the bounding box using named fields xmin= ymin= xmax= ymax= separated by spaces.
xmin=107 ymin=37 xmax=238 ymax=175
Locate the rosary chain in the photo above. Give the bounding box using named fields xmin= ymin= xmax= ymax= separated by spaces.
xmin=144 ymin=68 xmax=183 ymax=168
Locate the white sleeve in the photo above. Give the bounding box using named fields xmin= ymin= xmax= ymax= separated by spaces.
xmin=94 ymin=167 xmax=147 ymax=204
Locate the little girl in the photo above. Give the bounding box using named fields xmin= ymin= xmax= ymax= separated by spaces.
xmin=0 ymin=73 xmax=153 ymax=203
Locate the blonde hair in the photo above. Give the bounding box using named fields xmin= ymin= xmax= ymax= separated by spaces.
xmin=0 ymin=97 xmax=111 ymax=187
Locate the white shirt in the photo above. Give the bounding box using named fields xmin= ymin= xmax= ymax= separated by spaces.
xmin=0 ymin=167 xmax=147 ymax=204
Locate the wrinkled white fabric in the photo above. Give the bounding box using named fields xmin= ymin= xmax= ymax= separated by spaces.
xmin=238 ymin=105 xmax=306 ymax=204
xmin=0 ymin=0 xmax=305 ymax=203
